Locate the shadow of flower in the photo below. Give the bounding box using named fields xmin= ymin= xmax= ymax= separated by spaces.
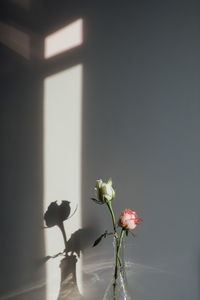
xmin=43 ymin=200 xmax=92 ymax=299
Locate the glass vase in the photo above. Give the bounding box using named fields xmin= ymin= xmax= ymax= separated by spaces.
xmin=103 ymin=239 xmax=131 ymax=300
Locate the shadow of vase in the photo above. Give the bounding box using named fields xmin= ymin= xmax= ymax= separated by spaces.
xmin=57 ymin=253 xmax=84 ymax=300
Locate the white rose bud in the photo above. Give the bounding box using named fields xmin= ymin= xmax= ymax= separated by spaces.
xmin=95 ymin=178 xmax=115 ymax=203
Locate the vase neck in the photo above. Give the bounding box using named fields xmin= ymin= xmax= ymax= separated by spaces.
xmin=112 ymin=238 xmax=126 ymax=274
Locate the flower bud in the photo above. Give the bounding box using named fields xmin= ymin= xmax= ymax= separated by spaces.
xmin=118 ymin=208 xmax=142 ymax=230
xmin=95 ymin=178 xmax=115 ymax=203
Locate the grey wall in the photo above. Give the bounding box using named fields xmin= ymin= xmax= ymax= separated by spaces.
xmin=82 ymin=1 xmax=200 ymax=299
xmin=0 ymin=52 xmax=45 ymax=299
xmin=0 ymin=0 xmax=200 ymax=299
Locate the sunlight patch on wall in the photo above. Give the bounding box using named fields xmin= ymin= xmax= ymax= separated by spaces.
xmin=44 ymin=19 xmax=83 ymax=59
xmin=43 ymin=65 xmax=83 ymax=300
xmin=0 ymin=22 xmax=30 ymax=59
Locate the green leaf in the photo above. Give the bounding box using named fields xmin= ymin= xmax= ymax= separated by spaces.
xmin=93 ymin=234 xmax=105 ymax=247
xmin=126 ymin=230 xmax=129 ymax=237
xmin=93 ymin=231 xmax=113 ymax=247
xmin=90 ymin=198 xmax=104 ymax=205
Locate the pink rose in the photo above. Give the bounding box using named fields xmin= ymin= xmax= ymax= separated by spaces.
xmin=118 ymin=208 xmax=142 ymax=230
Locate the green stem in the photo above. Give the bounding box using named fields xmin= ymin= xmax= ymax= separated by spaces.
xmin=105 ymin=200 xmax=118 ymax=299
xmin=106 ymin=200 xmax=116 ymax=232
xmin=113 ymin=228 xmax=125 ymax=299
xmin=106 ymin=201 xmax=125 ymax=299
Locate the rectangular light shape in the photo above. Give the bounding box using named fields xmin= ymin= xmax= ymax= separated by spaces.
xmin=44 ymin=19 xmax=83 ymax=59
xmin=43 ymin=64 xmax=83 ymax=300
